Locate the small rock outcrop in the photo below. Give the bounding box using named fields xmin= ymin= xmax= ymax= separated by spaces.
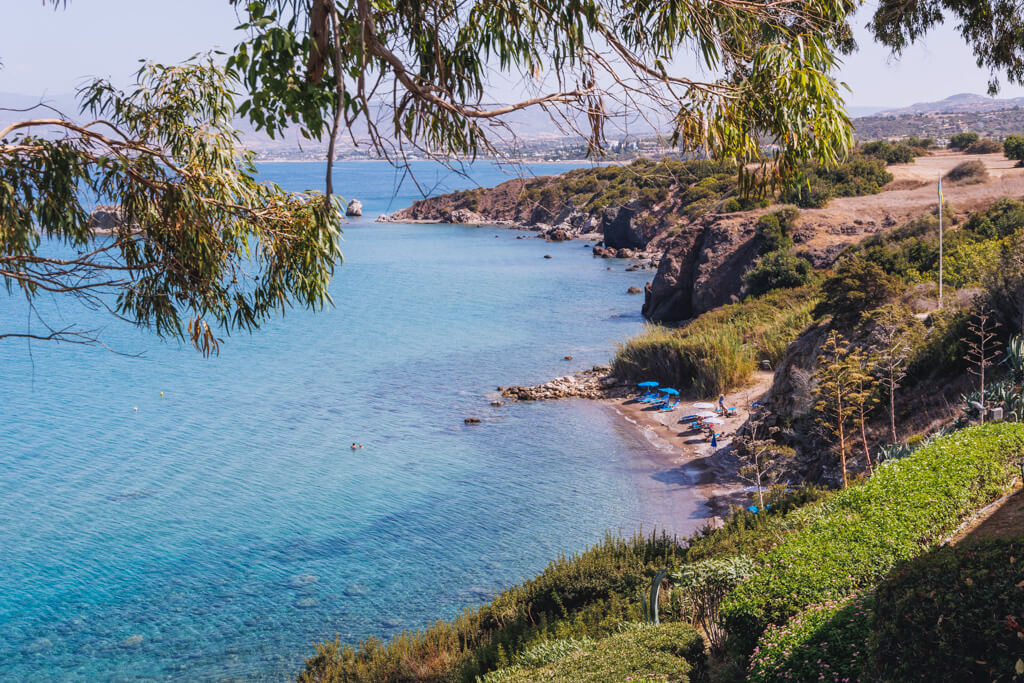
xmin=346 ymin=199 xmax=363 ymax=217
xmin=88 ymin=205 xmax=134 ymax=236
xmin=500 ymin=367 xmax=626 ymax=401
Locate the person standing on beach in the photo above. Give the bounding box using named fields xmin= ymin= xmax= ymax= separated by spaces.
xmin=718 ymin=394 xmax=726 ymax=411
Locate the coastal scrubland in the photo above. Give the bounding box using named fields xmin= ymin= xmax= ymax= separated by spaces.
xmin=299 ymin=425 xmax=1024 ymax=681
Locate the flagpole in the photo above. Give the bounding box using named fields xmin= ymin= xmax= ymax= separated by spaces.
xmin=938 ymin=171 xmax=944 ymax=309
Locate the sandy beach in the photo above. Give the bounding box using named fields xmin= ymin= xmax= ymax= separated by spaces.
xmin=604 ymin=371 xmax=775 ymax=525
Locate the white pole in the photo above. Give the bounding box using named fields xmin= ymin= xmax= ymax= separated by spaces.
xmin=938 ymin=171 xmax=944 ymax=309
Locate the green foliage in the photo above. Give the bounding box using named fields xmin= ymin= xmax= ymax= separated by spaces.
xmin=815 ymin=258 xmax=897 ymax=323
xmin=747 ymin=593 xmax=874 ymax=682
xmin=1004 ymin=133 xmax=1024 ymax=162
xmin=949 ymin=132 xmax=981 ymax=150
xmin=299 ymin=533 xmax=684 ymax=682
xmin=672 ymin=556 xmax=755 ymax=652
xmin=685 ymin=486 xmax=832 ymax=563
xmin=719 ymin=423 xmax=1024 ymax=659
xmin=964 ymin=197 xmax=1024 ymax=239
xmin=612 ymin=287 xmax=818 ymax=395
xmin=743 ymin=251 xmax=813 ymax=297
xmin=0 ymin=58 xmax=342 ymax=353
xmin=945 ymin=159 xmax=989 ymax=183
xmin=755 ymin=206 xmax=800 ymax=252
xmin=779 ymin=155 xmax=893 ymax=208
xmin=860 ymin=139 xmax=918 ymax=164
xmin=872 ymin=538 xmax=1024 ymax=682
xmin=226 ymin=0 xmax=856 ymax=176
xmin=966 ymin=138 xmax=1004 ymax=154
xmin=480 ymin=623 xmax=706 ymax=683
xmin=753 ymin=539 xmax=1024 ymax=681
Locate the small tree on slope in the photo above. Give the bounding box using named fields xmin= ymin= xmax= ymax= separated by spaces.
xmin=813 ymin=331 xmax=860 ymax=488
xmin=962 ymin=310 xmax=1003 ymax=423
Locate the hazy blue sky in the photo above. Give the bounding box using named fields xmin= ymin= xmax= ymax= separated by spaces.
xmin=3 ymin=0 xmax=1024 ymax=109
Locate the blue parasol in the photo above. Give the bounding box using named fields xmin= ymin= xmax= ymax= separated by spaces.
xmin=638 ymin=381 xmax=659 ymax=387
xmin=659 ymin=388 xmax=679 ymax=395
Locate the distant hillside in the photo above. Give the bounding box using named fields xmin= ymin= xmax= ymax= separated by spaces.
xmin=854 ymin=106 xmax=1024 ymax=141
xmin=878 ymin=92 xmax=1024 ymax=115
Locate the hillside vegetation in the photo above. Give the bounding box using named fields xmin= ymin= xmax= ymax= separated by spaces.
xmin=298 ymin=425 xmax=1024 ymax=682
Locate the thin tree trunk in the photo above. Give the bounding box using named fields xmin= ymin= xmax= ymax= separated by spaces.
xmin=838 ymin=395 xmax=848 ymax=489
xmin=888 ymin=367 xmax=898 ymax=444
xmin=860 ymin=405 xmax=873 ymax=475
xmin=756 ymin=454 xmax=764 ymax=508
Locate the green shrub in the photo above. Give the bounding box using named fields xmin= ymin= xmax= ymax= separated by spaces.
xmin=719 ymin=423 xmax=1024 ymax=659
xmin=480 ymin=623 xmax=706 ymax=683
xmin=814 ymin=258 xmax=897 ymax=323
xmin=950 ymin=132 xmax=980 ymax=150
xmin=780 ymin=156 xmax=892 ymax=208
xmin=861 ymin=139 xmax=917 ymax=164
xmin=871 ymin=538 xmax=1024 ymax=682
xmin=966 ymin=138 xmax=1004 ymax=154
xmin=743 ymin=250 xmax=812 ymax=297
xmin=685 ymin=486 xmax=832 ymax=563
xmin=747 ymin=594 xmax=874 ymax=683
xmin=720 ymin=197 xmax=742 ymax=213
xmin=945 ymin=159 xmax=988 ymax=183
xmin=1004 ymin=133 xmax=1024 ymax=164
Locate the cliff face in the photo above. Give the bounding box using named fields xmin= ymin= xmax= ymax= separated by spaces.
xmin=642 ymin=214 xmax=763 ymax=322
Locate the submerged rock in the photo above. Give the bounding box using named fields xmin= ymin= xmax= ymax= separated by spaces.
xmin=119 ymin=634 xmax=144 ymax=648
xmin=464 ymin=417 xmax=482 ymax=424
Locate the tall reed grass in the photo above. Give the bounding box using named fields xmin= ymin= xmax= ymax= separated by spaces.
xmin=611 ymin=287 xmax=819 ymax=396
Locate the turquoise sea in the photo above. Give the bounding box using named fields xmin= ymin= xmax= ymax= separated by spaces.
xmin=0 ymin=161 xmax=707 ymax=680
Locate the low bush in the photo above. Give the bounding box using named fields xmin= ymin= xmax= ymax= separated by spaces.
xmin=719 ymin=423 xmax=1024 ymax=659
xmin=747 ymin=594 xmax=874 ymax=683
xmin=860 ymin=139 xmax=918 ymax=164
xmin=871 ymin=538 xmax=1024 ymax=682
xmin=950 ymin=132 xmax=980 ymax=150
xmin=780 ymin=156 xmax=893 ymax=208
xmin=685 ymin=486 xmax=832 ymax=563
xmin=945 ymin=159 xmax=989 ymax=183
xmin=743 ymin=250 xmax=812 ymax=298
xmin=612 ymin=287 xmax=818 ymax=395
xmin=965 ymin=138 xmax=1004 ymax=154
xmin=480 ymin=623 xmax=706 ymax=683
xmin=1004 ymin=133 xmax=1024 ymax=164
xmin=748 ymin=538 xmax=1024 ymax=681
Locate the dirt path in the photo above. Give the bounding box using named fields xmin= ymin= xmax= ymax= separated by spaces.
xmin=795 ymin=150 xmax=1024 ymax=253
xmin=604 ymin=371 xmax=775 ymax=523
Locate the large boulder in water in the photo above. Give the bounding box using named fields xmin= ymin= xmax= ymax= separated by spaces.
xmin=346 ymin=199 xmax=363 ymax=217
xmin=87 ymin=205 xmax=134 ymax=236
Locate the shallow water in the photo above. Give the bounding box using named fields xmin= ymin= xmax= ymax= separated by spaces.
xmin=0 ymin=161 xmax=707 ymax=680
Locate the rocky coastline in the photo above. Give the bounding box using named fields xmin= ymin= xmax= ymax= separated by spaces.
xmin=498 ymin=366 xmax=630 ymax=401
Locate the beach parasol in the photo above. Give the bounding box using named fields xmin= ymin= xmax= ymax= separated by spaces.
xmin=696 ymin=411 xmax=716 ymax=418
xmin=692 ymin=402 xmax=715 ymax=409
xmin=638 ymin=381 xmax=659 ymax=387
xmin=659 ymin=388 xmax=679 ymax=395
xmin=703 ymin=417 xmax=725 ymax=425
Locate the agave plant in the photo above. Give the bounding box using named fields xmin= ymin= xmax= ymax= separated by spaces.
xmin=1004 ymin=335 xmax=1024 ymax=384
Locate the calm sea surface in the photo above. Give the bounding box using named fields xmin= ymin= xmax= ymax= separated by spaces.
xmin=0 ymin=161 xmax=707 ymax=681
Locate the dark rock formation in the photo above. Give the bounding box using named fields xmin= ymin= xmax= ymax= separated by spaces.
xmin=643 ymin=213 xmax=760 ymax=322
xmin=87 ymin=205 xmax=133 ymax=235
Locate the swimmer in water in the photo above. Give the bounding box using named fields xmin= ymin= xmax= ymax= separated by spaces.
xmin=351 ymin=443 xmax=358 ymax=450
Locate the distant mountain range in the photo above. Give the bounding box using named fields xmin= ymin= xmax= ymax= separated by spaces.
xmin=871 ymin=93 xmax=1024 ymax=117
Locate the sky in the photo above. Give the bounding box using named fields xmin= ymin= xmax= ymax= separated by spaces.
xmin=3 ymin=0 xmax=1024 ymax=112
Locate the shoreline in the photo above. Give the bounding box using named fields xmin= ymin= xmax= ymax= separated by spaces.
xmin=602 ymin=372 xmax=774 ymax=525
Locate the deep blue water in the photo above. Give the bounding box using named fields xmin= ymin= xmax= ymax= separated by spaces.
xmin=0 ymin=161 xmax=706 ymax=681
